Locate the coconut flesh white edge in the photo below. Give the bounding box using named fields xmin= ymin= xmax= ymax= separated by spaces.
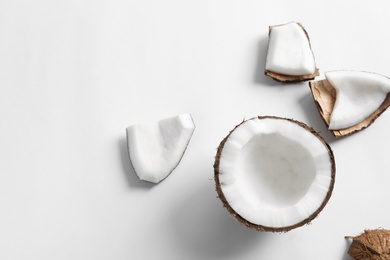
xmin=325 ymin=70 xmax=390 ymax=130
xmin=265 ymin=22 xmax=316 ymax=76
xmin=126 ymin=113 xmax=195 ymax=183
xmin=218 ymin=118 xmax=333 ymax=228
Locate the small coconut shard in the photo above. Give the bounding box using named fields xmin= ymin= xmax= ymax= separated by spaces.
xmin=265 ymin=22 xmax=319 ymax=83
xmin=214 ymin=116 xmax=335 ymax=232
xmin=126 ymin=114 xmax=195 ymax=184
xmin=346 ymin=229 xmax=390 ymax=260
xmin=309 ymin=70 xmax=390 ymax=138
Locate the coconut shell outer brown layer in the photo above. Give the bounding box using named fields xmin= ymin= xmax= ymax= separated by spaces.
xmin=309 ymin=79 xmax=390 ymax=138
xmin=265 ymin=69 xmax=320 ymax=83
xmin=213 ymin=116 xmax=336 ymax=232
xmin=346 ymin=229 xmax=390 ymax=260
xmin=265 ymin=22 xmax=320 ymax=83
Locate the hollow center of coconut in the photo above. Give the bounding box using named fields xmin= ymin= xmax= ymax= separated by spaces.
xmin=217 ymin=117 xmax=334 ymax=229
xmin=237 ymin=133 xmax=316 ymax=208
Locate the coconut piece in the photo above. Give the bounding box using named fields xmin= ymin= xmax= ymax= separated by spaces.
xmin=265 ymin=22 xmax=319 ymax=83
xmin=214 ymin=116 xmax=335 ymax=232
xmin=309 ymin=70 xmax=390 ymax=138
xmin=346 ymin=229 xmax=390 ymax=260
xmin=126 ymin=113 xmax=195 ymax=184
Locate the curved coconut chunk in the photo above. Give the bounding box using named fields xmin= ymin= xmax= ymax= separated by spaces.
xmin=126 ymin=113 xmax=195 ymax=183
xmin=326 ymin=71 xmax=390 ymax=130
xmin=265 ymin=22 xmax=317 ymax=77
xmin=215 ymin=117 xmax=335 ymax=231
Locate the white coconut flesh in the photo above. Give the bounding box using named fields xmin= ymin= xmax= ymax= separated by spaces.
xmin=126 ymin=113 xmax=195 ymax=183
xmin=326 ymin=71 xmax=390 ymax=130
xmin=265 ymin=22 xmax=316 ymax=76
xmin=218 ymin=117 xmax=334 ymax=228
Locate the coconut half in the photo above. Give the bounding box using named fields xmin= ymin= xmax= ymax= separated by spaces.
xmin=265 ymin=22 xmax=319 ymax=83
xmin=309 ymin=70 xmax=390 ymax=137
xmin=126 ymin=113 xmax=195 ymax=184
xmin=214 ymin=116 xmax=335 ymax=232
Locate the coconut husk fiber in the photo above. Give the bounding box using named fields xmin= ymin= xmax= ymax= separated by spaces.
xmin=346 ymin=229 xmax=390 ymax=260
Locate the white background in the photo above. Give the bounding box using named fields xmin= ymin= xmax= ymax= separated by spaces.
xmin=1 ymin=0 xmax=390 ymax=259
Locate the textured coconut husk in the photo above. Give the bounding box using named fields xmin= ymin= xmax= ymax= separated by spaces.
xmin=213 ymin=116 xmax=336 ymax=232
xmin=346 ymin=229 xmax=390 ymax=260
xmin=265 ymin=22 xmax=320 ymax=83
xmin=309 ymin=79 xmax=390 ymax=138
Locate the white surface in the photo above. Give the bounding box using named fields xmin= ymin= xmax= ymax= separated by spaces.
xmin=1 ymin=1 xmax=390 ymax=259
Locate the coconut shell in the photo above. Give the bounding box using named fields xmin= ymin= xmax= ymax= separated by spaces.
xmin=265 ymin=22 xmax=320 ymax=83
xmin=309 ymin=79 xmax=390 ymax=138
xmin=265 ymin=69 xmax=320 ymax=83
xmin=346 ymin=229 xmax=390 ymax=260
xmin=214 ymin=116 xmax=336 ymax=232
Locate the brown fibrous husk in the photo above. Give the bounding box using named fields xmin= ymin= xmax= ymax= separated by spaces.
xmin=346 ymin=229 xmax=390 ymax=260
xmin=309 ymin=79 xmax=390 ymax=138
xmin=265 ymin=22 xmax=320 ymax=83
xmin=213 ymin=116 xmax=336 ymax=232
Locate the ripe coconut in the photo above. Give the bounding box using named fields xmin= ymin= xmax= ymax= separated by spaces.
xmin=265 ymin=22 xmax=319 ymax=83
xmin=126 ymin=113 xmax=195 ymax=184
xmin=214 ymin=116 xmax=335 ymax=232
xmin=346 ymin=229 xmax=390 ymax=259
xmin=309 ymin=70 xmax=390 ymax=137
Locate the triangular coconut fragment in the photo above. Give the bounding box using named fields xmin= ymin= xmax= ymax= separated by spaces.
xmin=346 ymin=229 xmax=390 ymax=260
xmin=309 ymin=71 xmax=390 ymax=137
xmin=265 ymin=22 xmax=319 ymax=83
xmin=126 ymin=113 xmax=195 ymax=184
